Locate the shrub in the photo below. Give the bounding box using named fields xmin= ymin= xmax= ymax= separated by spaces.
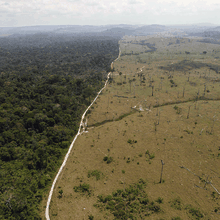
xmin=170 ymin=197 xmax=182 ymax=210
xmin=88 ymin=215 xmax=94 ymax=220
xmin=74 ymin=183 xmax=91 ymax=195
xmin=127 ymin=139 xmax=137 ymax=144
xmin=148 ymin=202 xmax=161 ymax=212
xmin=103 ymin=156 xmax=113 ymax=164
xmin=173 ymin=105 xmax=181 ymax=114
xmin=187 ymin=206 xmax=204 ymax=219
xmin=156 ymin=197 xmax=163 ymax=204
xmin=149 ymin=153 xmax=155 ymax=159
xmin=145 ymin=150 xmax=155 ymax=160
xmin=88 ymin=170 xmax=102 ymax=180
xmin=94 ymin=179 xmax=160 ymax=219
xmin=127 ymin=139 xmax=132 ymax=144
xmin=58 ymin=189 xmax=63 ymax=199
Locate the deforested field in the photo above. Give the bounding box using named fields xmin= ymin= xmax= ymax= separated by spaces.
xmin=48 ymin=35 xmax=220 ymax=220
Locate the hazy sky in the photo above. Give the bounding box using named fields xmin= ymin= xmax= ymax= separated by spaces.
xmin=0 ymin=0 xmax=220 ymax=27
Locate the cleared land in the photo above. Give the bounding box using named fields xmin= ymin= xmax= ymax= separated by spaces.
xmin=46 ymin=35 xmax=220 ymax=220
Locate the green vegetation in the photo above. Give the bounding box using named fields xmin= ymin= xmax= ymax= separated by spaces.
xmin=74 ymin=183 xmax=92 ymax=196
xmin=88 ymin=215 xmax=94 ymax=220
xmin=155 ymin=197 xmax=163 ymax=204
xmin=173 ymin=105 xmax=182 ymax=114
xmin=103 ymin=156 xmax=113 ymax=164
xmin=94 ymin=179 xmax=162 ymax=219
xmin=127 ymin=139 xmax=137 ymax=144
xmin=88 ymin=170 xmax=103 ymax=180
xmin=145 ymin=150 xmax=155 ymax=160
xmin=186 ymin=205 xmax=204 ymax=219
xmin=0 ymin=33 xmax=120 ymax=219
xmin=58 ymin=189 xmax=63 ymax=199
xmin=170 ymin=197 xmax=182 ymax=210
xmin=0 ymin=72 xmax=102 ymax=218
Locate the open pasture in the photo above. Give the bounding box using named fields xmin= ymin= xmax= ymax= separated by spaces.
xmin=48 ymin=35 xmax=220 ymax=220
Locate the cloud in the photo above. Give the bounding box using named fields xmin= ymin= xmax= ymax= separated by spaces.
xmin=128 ymin=0 xmax=142 ymax=4
xmin=0 ymin=0 xmax=220 ymax=26
xmin=87 ymin=1 xmax=100 ymax=6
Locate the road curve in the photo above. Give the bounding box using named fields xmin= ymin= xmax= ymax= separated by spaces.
xmin=45 ymin=47 xmax=121 ymax=220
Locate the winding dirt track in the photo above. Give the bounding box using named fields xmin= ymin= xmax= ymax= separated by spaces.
xmin=45 ymin=47 xmax=121 ymax=220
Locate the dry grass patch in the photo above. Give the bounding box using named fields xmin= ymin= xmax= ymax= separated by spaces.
xmin=47 ymin=36 xmax=220 ymax=220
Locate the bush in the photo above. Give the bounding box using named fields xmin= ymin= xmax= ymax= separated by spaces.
xmin=88 ymin=170 xmax=102 ymax=180
xmin=74 ymin=183 xmax=92 ymax=195
xmin=58 ymin=189 xmax=63 ymax=199
xmin=94 ymin=179 xmax=162 ymax=219
xmin=148 ymin=202 xmax=161 ymax=212
xmin=170 ymin=197 xmax=182 ymax=210
xmin=187 ymin=206 xmax=204 ymax=219
xmin=88 ymin=215 xmax=94 ymax=220
xmin=127 ymin=139 xmax=132 ymax=144
xmin=103 ymin=156 xmax=113 ymax=164
xmin=155 ymin=197 xmax=163 ymax=204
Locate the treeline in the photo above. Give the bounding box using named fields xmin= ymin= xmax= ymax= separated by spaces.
xmin=0 ymin=33 xmax=120 ymax=219
xmin=0 ymin=33 xmax=119 ymax=76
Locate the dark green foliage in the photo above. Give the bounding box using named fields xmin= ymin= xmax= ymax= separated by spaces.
xmin=95 ymin=179 xmax=162 ymax=219
xmin=214 ymin=207 xmax=220 ymax=213
xmin=158 ymin=59 xmax=220 ymax=73
xmin=88 ymin=215 xmax=94 ymax=220
xmin=148 ymin=201 xmax=161 ymax=212
xmin=211 ymin=191 xmax=218 ymax=200
xmin=172 ymin=217 xmax=182 ymax=220
xmin=58 ymin=189 xmax=63 ymax=199
xmin=186 ymin=205 xmax=204 ymax=219
xmin=155 ymin=197 xmax=163 ymax=204
xmin=145 ymin=150 xmax=155 ymax=160
xmin=170 ymin=197 xmax=182 ymax=210
xmin=103 ymin=156 xmax=113 ymax=164
xmin=173 ymin=105 xmax=181 ymax=114
xmin=0 ymin=33 xmax=120 ymax=219
xmin=74 ymin=183 xmax=92 ymax=195
xmin=88 ymin=170 xmax=102 ymax=180
xmin=127 ymin=139 xmax=137 ymax=144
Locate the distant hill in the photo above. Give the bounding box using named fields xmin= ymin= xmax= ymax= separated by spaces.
xmin=207 ymin=26 xmax=220 ymax=32
xmin=134 ymin=24 xmax=168 ymax=35
xmin=1 ymin=23 xmax=219 ymax=38
xmin=100 ymin=27 xmax=135 ymax=37
xmin=0 ymin=25 xmax=138 ymax=36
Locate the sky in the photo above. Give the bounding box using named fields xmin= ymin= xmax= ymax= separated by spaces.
xmin=0 ymin=0 xmax=220 ymax=27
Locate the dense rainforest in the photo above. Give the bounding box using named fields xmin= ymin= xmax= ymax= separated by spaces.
xmin=0 ymin=33 xmax=120 ymax=219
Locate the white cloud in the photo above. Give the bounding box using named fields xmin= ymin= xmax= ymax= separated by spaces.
xmin=0 ymin=0 xmax=220 ymax=26
xmin=128 ymin=0 xmax=142 ymax=4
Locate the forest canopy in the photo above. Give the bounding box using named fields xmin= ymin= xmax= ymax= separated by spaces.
xmin=0 ymin=33 xmax=120 ymax=219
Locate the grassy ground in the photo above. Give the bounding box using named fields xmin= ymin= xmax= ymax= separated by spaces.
xmin=46 ymin=35 xmax=220 ymax=220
